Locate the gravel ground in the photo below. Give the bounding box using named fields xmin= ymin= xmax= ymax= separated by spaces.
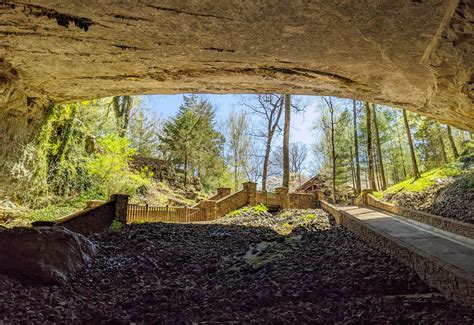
xmin=0 ymin=209 xmax=472 ymax=323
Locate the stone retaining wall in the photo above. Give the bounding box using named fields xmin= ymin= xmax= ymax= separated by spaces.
xmin=208 ymin=187 xmax=231 ymax=201
xmin=366 ymin=194 xmax=474 ymax=239
xmin=52 ymin=194 xmax=129 ymax=235
xmin=216 ymin=189 xmax=248 ymax=217
xmin=338 ymin=209 xmax=474 ymax=307
xmin=289 ymin=193 xmax=318 ymax=209
xmin=320 ymin=200 xmax=342 ymax=224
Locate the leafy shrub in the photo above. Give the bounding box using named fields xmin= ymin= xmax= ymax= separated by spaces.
xmin=252 ymin=203 xmax=268 ymax=214
xmin=87 ymin=134 xmax=151 ymax=197
xmin=110 ymin=220 xmax=124 ymax=231
xmin=300 ymin=213 xmax=317 ymax=222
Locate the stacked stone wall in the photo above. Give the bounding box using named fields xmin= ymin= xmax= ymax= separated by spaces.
xmin=49 ymin=194 xmax=129 ymax=235
xmin=216 ymin=190 xmax=248 ymax=217
xmin=289 ymin=193 xmax=318 ymax=209
xmin=338 ymin=209 xmax=474 ymax=307
xmin=366 ymin=194 xmax=474 ymax=239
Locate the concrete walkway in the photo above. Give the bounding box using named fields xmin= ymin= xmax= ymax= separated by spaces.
xmin=339 ymin=206 xmax=474 ymax=275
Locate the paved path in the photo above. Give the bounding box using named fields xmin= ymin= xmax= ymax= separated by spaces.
xmin=339 ymin=206 xmax=474 ymax=275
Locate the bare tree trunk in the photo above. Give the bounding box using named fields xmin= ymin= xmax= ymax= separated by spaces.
xmin=372 ymin=105 xmax=387 ymax=189
xmin=282 ymin=94 xmax=291 ymax=188
xmin=234 ymin=151 xmax=239 ymax=192
xmin=366 ymin=102 xmax=377 ymax=190
xmin=437 ymin=124 xmax=448 ymax=164
xmin=352 ymin=100 xmax=361 ymax=193
xmin=184 ymin=147 xmax=188 ymax=187
xmin=262 ymin=139 xmax=272 ymax=192
xmin=402 ymin=109 xmax=420 ymax=179
xmin=331 ymin=108 xmax=337 ymax=203
xmin=447 ymin=125 xmax=459 ymax=159
xmin=390 ymin=147 xmax=399 ymax=183
xmin=350 ymin=145 xmax=356 ymax=190
xmin=374 ymin=144 xmax=381 ymax=190
xmin=396 ymin=121 xmax=407 ymax=179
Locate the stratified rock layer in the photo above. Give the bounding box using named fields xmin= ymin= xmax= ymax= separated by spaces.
xmin=0 ymin=1 xmax=473 ymax=185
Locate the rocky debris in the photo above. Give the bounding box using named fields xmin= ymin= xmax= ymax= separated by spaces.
xmin=213 ymin=208 xmax=331 ymax=234
xmin=0 ymin=227 xmax=97 ymax=284
xmin=384 ymin=172 xmax=474 ymax=224
xmin=0 ymin=211 xmax=472 ymax=323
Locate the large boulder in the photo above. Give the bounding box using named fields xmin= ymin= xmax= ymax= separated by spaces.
xmin=0 ymin=226 xmax=97 ymax=284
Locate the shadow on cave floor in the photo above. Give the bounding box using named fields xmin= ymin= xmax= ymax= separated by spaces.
xmin=0 ymin=220 xmax=473 ymax=323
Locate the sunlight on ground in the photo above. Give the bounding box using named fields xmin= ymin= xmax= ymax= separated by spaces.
xmin=374 ymin=162 xmax=465 ymax=196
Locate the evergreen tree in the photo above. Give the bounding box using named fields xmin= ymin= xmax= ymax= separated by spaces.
xmin=159 ymin=95 xmax=224 ymax=190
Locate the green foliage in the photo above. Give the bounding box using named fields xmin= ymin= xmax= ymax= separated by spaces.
xmin=128 ymin=107 xmax=161 ymax=157
xmin=87 ymin=134 xmax=151 ymax=197
xmin=227 ymin=206 xmax=250 ymax=218
xmin=226 ymin=204 xmax=268 ymax=218
xmin=110 ymin=220 xmax=124 ymax=232
xmin=300 ymin=213 xmax=317 ymax=222
xmin=382 ymin=163 xmax=463 ymax=194
xmin=159 ymin=95 xmax=225 ymax=191
xmin=253 ymin=203 xmax=268 ymax=214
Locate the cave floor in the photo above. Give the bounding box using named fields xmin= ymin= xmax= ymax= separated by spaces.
xmin=0 ymin=211 xmax=473 ymax=323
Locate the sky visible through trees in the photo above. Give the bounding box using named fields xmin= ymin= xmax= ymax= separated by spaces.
xmin=6 ymin=92 xmax=471 ymax=219
xmin=144 ymin=94 xmax=320 ymax=174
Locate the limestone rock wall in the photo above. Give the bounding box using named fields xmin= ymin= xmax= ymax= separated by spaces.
xmin=1 ymin=0 xmax=473 ymax=188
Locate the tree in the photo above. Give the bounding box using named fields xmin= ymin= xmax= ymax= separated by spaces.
xmin=352 ymin=100 xmax=361 ymax=193
xmin=437 ymin=124 xmax=448 ymax=164
xmin=402 ymin=109 xmax=420 ymax=178
xmin=159 ymin=95 xmax=224 ymax=189
xmin=128 ymin=107 xmax=161 ymax=157
xmin=447 ymin=125 xmax=459 ymax=159
xmin=241 ymin=95 xmax=284 ymax=191
xmin=112 ymin=96 xmax=134 ymax=137
xmin=366 ymin=102 xmax=377 ymax=190
xmin=289 ymin=142 xmax=308 ymax=185
xmin=87 ymin=134 xmax=150 ymax=197
xmin=321 ymin=97 xmax=339 ymax=202
xmin=282 ymin=94 xmax=291 ymax=188
xmin=227 ymin=111 xmax=251 ymax=191
xmin=372 ymin=104 xmax=387 ymax=189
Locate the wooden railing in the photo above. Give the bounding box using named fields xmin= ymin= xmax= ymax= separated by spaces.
xmin=127 ymin=204 xmax=207 ymax=223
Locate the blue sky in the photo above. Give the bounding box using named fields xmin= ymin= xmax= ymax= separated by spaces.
xmin=140 ymin=94 xmax=325 ymax=173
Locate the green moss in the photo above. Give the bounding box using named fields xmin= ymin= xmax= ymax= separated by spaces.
xmin=300 ymin=213 xmax=317 ymax=222
xmin=383 ymin=163 xmax=463 ymax=194
xmin=226 ymin=204 xmax=267 ymax=218
xmin=372 ymin=191 xmax=383 ymax=199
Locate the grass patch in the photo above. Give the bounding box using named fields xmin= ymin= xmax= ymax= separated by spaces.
xmin=383 ymin=163 xmax=463 ymax=194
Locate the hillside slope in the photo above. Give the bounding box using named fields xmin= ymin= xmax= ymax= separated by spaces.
xmin=377 ymin=144 xmax=474 ymax=224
